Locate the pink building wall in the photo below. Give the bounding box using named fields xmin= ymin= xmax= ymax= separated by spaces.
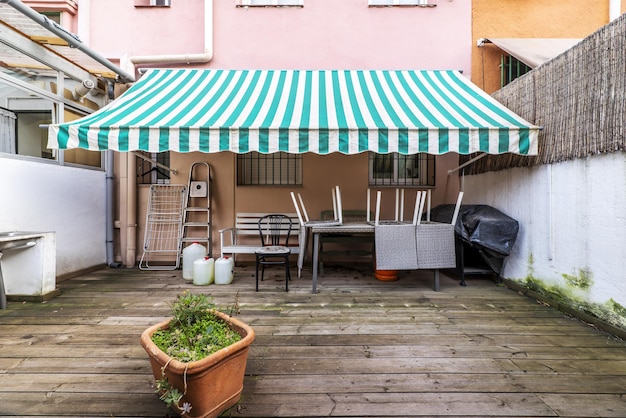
xmin=81 ymin=0 xmax=472 ymax=262
xmin=86 ymin=0 xmax=471 ymax=75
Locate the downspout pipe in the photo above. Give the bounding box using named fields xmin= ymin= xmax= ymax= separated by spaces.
xmin=0 ymin=0 xmax=135 ymax=83
xmin=118 ymin=0 xmax=214 ymax=269
xmin=106 ymin=151 xmax=122 ymax=268
xmin=122 ymin=0 xmax=213 ymax=71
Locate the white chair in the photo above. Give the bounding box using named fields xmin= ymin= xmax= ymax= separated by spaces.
xmin=289 ymin=186 xmax=343 ymax=277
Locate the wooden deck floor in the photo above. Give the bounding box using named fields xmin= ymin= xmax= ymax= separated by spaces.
xmin=1 ymin=264 xmax=625 ymax=417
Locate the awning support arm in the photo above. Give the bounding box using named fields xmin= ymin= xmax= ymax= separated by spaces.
xmin=448 ymin=153 xmax=488 ymax=176
xmin=132 ymin=151 xmax=178 ymax=175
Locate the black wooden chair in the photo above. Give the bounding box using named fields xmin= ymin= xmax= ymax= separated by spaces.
xmin=255 ymin=214 xmax=292 ymax=291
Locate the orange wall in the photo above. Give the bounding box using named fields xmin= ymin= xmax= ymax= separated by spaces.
xmin=472 ymin=0 xmax=615 ymax=92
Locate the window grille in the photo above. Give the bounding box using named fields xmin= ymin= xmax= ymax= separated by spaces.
xmin=501 ymin=55 xmax=531 ymax=87
xmin=369 ymin=153 xmax=435 ymax=187
xmin=237 ymin=152 xmax=302 ymax=186
xmin=137 ymin=152 xmax=171 ymax=184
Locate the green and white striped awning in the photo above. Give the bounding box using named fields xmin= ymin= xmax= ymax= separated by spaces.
xmin=48 ymin=69 xmax=539 ymax=155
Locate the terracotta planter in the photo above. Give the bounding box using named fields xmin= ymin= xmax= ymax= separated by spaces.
xmin=140 ymin=311 xmax=255 ymax=418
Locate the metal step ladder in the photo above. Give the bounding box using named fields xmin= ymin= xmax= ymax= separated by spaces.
xmin=179 ymin=162 xmax=213 ymax=261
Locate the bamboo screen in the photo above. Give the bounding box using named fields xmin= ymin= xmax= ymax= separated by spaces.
xmin=464 ymin=13 xmax=626 ymax=175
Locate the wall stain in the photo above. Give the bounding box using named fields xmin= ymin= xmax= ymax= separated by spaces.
xmin=519 ymin=254 xmax=626 ymax=331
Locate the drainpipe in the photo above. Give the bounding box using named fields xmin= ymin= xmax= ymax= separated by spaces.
xmin=106 ymin=151 xmax=122 ymax=268
xmin=121 ymin=0 xmax=214 ymax=73
xmin=0 ymin=0 xmax=135 ymax=83
xmin=125 ymin=153 xmax=137 ymax=268
xmin=118 ymin=0 xmax=214 ymax=268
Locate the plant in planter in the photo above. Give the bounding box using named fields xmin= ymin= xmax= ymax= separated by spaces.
xmin=140 ymin=291 xmax=255 ymax=418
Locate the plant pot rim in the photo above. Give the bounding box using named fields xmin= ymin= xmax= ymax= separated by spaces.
xmin=140 ymin=310 xmax=255 ymax=373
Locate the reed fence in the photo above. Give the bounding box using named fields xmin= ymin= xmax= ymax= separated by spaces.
xmin=464 ymin=13 xmax=626 ymax=174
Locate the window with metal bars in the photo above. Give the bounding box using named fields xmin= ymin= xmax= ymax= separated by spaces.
xmin=137 ymin=152 xmax=171 ymax=184
xmin=368 ymin=152 xmax=435 ymax=187
xmin=501 ymin=55 xmax=531 ymax=87
xmin=237 ymin=152 xmax=302 ymax=186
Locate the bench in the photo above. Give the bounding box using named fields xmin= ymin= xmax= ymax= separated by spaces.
xmin=219 ymin=212 xmax=301 ymax=259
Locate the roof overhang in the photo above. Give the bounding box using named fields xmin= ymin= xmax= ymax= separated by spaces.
xmin=0 ymin=1 xmax=134 ymax=83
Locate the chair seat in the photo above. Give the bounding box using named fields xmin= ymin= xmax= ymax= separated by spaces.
xmin=255 ymin=245 xmax=291 ymax=255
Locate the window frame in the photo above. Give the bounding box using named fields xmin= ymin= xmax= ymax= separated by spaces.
xmin=368 ymin=152 xmax=435 ymax=187
xmin=368 ymin=0 xmax=435 ymax=7
xmin=236 ymin=0 xmax=303 ymax=7
xmin=237 ymin=152 xmax=303 ymax=186
xmin=134 ymin=0 xmax=171 ymax=7
xmin=137 ymin=152 xmax=172 ymax=185
xmin=501 ymin=54 xmax=532 ymax=87
xmin=0 ymin=70 xmax=103 ymax=170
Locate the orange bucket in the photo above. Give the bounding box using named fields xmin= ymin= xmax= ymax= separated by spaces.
xmin=374 ymin=269 xmax=398 ymax=281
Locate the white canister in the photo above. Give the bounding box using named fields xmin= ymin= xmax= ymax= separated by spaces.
xmin=193 ymin=257 xmax=214 ymax=286
xmin=182 ymin=242 xmax=206 ymax=280
xmin=214 ymin=256 xmax=234 ymax=285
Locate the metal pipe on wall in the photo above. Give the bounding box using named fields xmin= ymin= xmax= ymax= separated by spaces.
xmin=122 ymin=0 xmax=214 ymax=71
xmin=119 ymin=0 xmax=214 ymax=267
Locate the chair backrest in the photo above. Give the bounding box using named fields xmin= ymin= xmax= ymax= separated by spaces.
xmin=258 ymin=214 xmax=292 ymax=246
xmin=289 ymin=187 xmax=343 ymax=225
xmin=289 ymin=192 xmax=306 ymax=226
xmin=450 ymin=191 xmax=464 ymax=225
xmin=333 ymin=185 xmax=343 ymax=224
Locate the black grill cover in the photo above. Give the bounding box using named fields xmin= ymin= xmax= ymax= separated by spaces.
xmin=429 ymin=204 xmax=519 ymax=257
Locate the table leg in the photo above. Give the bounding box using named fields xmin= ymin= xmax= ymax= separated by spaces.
xmin=312 ymin=232 xmax=319 ymax=294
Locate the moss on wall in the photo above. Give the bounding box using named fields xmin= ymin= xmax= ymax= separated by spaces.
xmin=516 ymin=259 xmax=626 ymax=331
xmin=562 ymin=268 xmax=593 ymax=290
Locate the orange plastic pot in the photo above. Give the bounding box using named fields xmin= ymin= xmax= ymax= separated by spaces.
xmin=374 ymin=269 xmax=398 ymax=281
xmin=140 ymin=311 xmax=255 ymax=418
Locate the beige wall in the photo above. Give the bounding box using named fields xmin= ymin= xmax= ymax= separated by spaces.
xmin=129 ymin=152 xmax=461 ymax=260
xmin=472 ymin=0 xmax=616 ymax=93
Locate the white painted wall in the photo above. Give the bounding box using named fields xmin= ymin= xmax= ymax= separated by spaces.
xmin=462 ymin=152 xmax=626 ymax=308
xmin=0 ymin=155 xmax=106 ymax=276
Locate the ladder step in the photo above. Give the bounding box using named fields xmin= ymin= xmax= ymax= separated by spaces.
xmin=183 ymin=222 xmax=210 ymax=227
xmin=181 ymin=237 xmax=210 ymax=243
xmin=185 ymin=207 xmax=210 ymax=212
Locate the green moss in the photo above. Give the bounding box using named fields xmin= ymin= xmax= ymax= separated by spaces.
xmin=515 ymin=274 xmax=626 ymax=330
xmin=562 ymin=268 xmax=593 ymax=290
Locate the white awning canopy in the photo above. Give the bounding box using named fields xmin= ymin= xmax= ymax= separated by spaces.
xmin=482 ymin=38 xmax=582 ymax=68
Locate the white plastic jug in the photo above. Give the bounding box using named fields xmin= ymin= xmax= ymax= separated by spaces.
xmin=193 ymin=256 xmax=215 ymax=286
xmin=182 ymin=242 xmax=206 ymax=280
xmin=214 ymin=256 xmax=234 ymax=285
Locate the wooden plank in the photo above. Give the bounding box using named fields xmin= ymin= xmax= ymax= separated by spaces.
xmin=241 ymin=373 xmax=626 ymax=395
xmin=0 ymin=265 xmax=625 ymax=417
xmin=0 ymin=393 xmax=165 ymax=416
xmin=537 ymin=394 xmax=626 ymax=417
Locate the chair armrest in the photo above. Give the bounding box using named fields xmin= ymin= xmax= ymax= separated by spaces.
xmin=218 ymin=227 xmax=236 ymax=246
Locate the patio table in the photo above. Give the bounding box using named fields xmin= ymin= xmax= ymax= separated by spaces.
xmin=310 ymin=222 xmax=375 ymax=293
